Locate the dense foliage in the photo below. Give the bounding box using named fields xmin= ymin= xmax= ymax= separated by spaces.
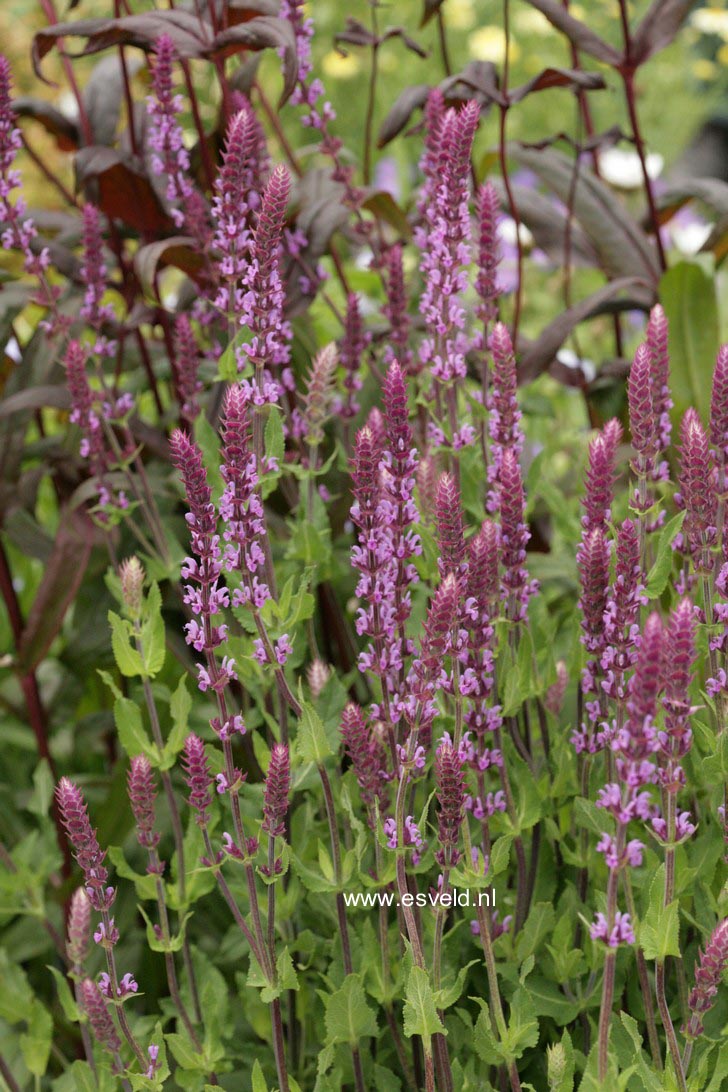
xmin=1 ymin=2 xmax=728 ymax=1090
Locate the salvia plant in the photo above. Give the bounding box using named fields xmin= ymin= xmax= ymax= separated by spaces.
xmin=1 ymin=1 xmax=728 ymax=1090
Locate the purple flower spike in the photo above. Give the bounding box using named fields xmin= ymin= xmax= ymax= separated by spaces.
xmin=212 ymin=102 xmax=267 ymax=312
xmin=340 ymin=703 xmax=388 ymax=817
xmin=262 ymin=744 xmax=290 ymax=838
xmin=128 ymin=756 xmax=160 ymax=852
xmin=382 ymin=244 xmax=413 ymax=373
xmin=601 ymin=518 xmax=645 ymax=707
xmin=0 ymin=55 xmax=52 ymax=282
xmin=417 ymin=99 xmax=479 ymax=385
xmin=435 ymin=739 xmax=465 ymax=866
xmin=81 ymin=978 xmax=122 ymax=1057
xmin=56 ymin=778 xmax=114 ymax=911
xmin=646 ymin=304 xmax=671 ymax=451
xmin=339 ymin=294 xmax=368 ymax=420
xmin=147 ymin=36 xmax=208 ymax=243
xmin=628 ymin=344 xmax=658 ymax=466
xmin=182 ymin=734 xmax=213 ymax=826
xmin=172 ymin=315 xmax=203 ymax=422
xmin=435 ymin=472 xmax=465 ymax=578
xmin=686 ymin=918 xmax=728 ymax=1037
xmin=578 ymin=527 xmax=611 ymax=656
xmin=710 ymin=345 xmax=728 ymax=465
xmin=475 ymin=181 xmax=501 ymax=328
xmin=67 ymin=887 xmax=91 ymax=969
xmin=79 ymin=204 xmax=114 ymax=355
xmin=487 ymin=322 xmax=523 ymax=511
xmin=237 ymin=164 xmax=292 ymax=397
xmin=679 ymin=407 xmax=717 ymax=565
xmin=499 ymin=449 xmax=535 ymax=622
xmin=583 ymin=421 xmax=622 ymax=532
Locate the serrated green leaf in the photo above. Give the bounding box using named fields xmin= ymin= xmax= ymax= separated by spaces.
xmin=265 ymin=406 xmax=285 ymax=468
xmin=165 ymin=1033 xmax=207 ymax=1072
xmin=296 ymin=692 xmax=333 ymax=764
xmin=639 ymin=864 xmax=681 ymax=961
xmin=645 ymin=510 xmax=685 ymax=598
xmin=403 ymin=966 xmax=445 ymax=1044
xmin=324 ymin=973 xmax=378 ymax=1046
xmin=113 ymin=697 xmax=156 ymax=762
xmin=140 ymin=581 xmax=165 ymax=677
xmin=108 ymin=610 xmax=144 ymax=677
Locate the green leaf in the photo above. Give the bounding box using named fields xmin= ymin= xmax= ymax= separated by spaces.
xmin=639 ymin=864 xmax=680 ymax=961
xmin=473 ymin=1002 xmax=503 ymax=1066
xmin=517 ymin=901 xmax=555 ymax=963
xmin=108 ymin=610 xmax=144 ymax=677
xmin=47 ymin=965 xmax=80 ymax=1022
xmin=660 ymin=260 xmax=719 ymax=425
xmin=193 ymin=412 xmax=224 ymax=501
xmin=434 ymin=960 xmax=479 ymax=1010
xmin=547 ymin=1029 xmax=575 ymax=1091
xmin=162 ymin=674 xmax=191 ymax=769
xmin=324 ymin=973 xmax=378 ymax=1046
xmin=27 ymin=758 xmax=54 ymax=818
xmin=140 ymin=581 xmax=165 ymax=677
xmin=503 ymin=988 xmax=539 ymax=1061
xmin=265 ymin=406 xmax=285 ymax=468
xmin=402 ymin=966 xmax=445 ymax=1044
xmin=215 ymin=327 xmax=250 ymax=382
xmin=251 ymin=1060 xmax=269 ymax=1092
xmin=20 ymin=999 xmax=52 ymax=1076
xmin=107 ymin=845 xmax=158 ymax=901
xmin=296 ymin=691 xmax=333 ymax=764
xmin=645 ymin=510 xmax=685 ymax=599
xmin=165 ymin=1033 xmax=207 ymax=1072
xmin=113 ymin=697 xmax=156 ymax=762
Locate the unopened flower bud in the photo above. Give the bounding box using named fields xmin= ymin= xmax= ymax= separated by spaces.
xmin=119 ymin=556 xmax=145 ymax=619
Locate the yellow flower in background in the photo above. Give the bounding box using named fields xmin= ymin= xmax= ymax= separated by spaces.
xmin=693 ymin=57 xmax=718 ymax=79
xmin=468 ymin=25 xmax=520 ymax=64
xmin=321 ymin=50 xmax=361 ymax=80
xmin=514 ymin=9 xmax=554 ymax=35
xmin=446 ymin=0 xmax=476 ymax=31
xmin=718 ymin=42 xmax=728 ymax=66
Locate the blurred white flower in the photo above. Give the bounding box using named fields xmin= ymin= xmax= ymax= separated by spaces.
xmin=557 ymin=348 xmax=596 ymax=383
xmin=599 ymin=148 xmax=664 ymax=190
xmin=691 ymin=8 xmax=728 ymax=39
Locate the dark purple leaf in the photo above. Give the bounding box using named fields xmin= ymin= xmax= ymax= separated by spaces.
xmin=492 ymin=181 xmax=598 ymax=266
xmin=16 ymin=506 xmax=94 ymax=674
xmin=82 ymin=54 xmax=140 ymax=146
xmin=361 ymin=191 xmax=412 ymax=238
xmin=12 ymin=97 xmax=79 ymax=151
xmin=508 ymin=67 xmax=605 ymax=104
xmin=631 ymin=0 xmax=694 ymax=65
xmin=510 ymin=143 xmax=660 ymax=283
xmin=33 ymin=13 xmax=208 ymax=80
xmin=75 ymin=146 xmax=170 ymax=234
xmin=377 ymin=83 xmax=429 ymax=148
xmin=205 ymin=17 xmax=299 ymax=106
xmin=518 ymin=277 xmax=654 ymax=380
xmin=420 ymin=0 xmax=445 ymax=27
xmin=134 ymin=237 xmax=206 ymax=297
xmin=522 ymin=1 xmax=621 ymax=65
xmin=441 ymin=61 xmax=506 ymax=108
xmin=0 ymin=386 xmax=71 ymax=418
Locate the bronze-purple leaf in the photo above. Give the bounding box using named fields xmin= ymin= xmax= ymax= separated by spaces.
xmin=510 ymin=143 xmax=660 ymax=283
xmin=205 ymin=17 xmax=299 ymax=106
xmin=12 ymin=97 xmax=79 ymax=151
xmin=75 ymin=146 xmax=170 ymax=235
xmin=32 ymin=13 xmax=207 ymax=81
xmin=518 ymin=277 xmax=654 ymax=380
xmin=508 ymin=67 xmax=605 ymax=104
xmin=522 ymin=1 xmax=621 ymax=65
xmin=134 ymin=237 xmax=206 ymax=298
xmin=377 ymin=83 xmax=429 ymax=148
xmin=16 ymin=506 xmax=94 ymax=675
xmin=631 ymin=0 xmax=694 ymax=65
